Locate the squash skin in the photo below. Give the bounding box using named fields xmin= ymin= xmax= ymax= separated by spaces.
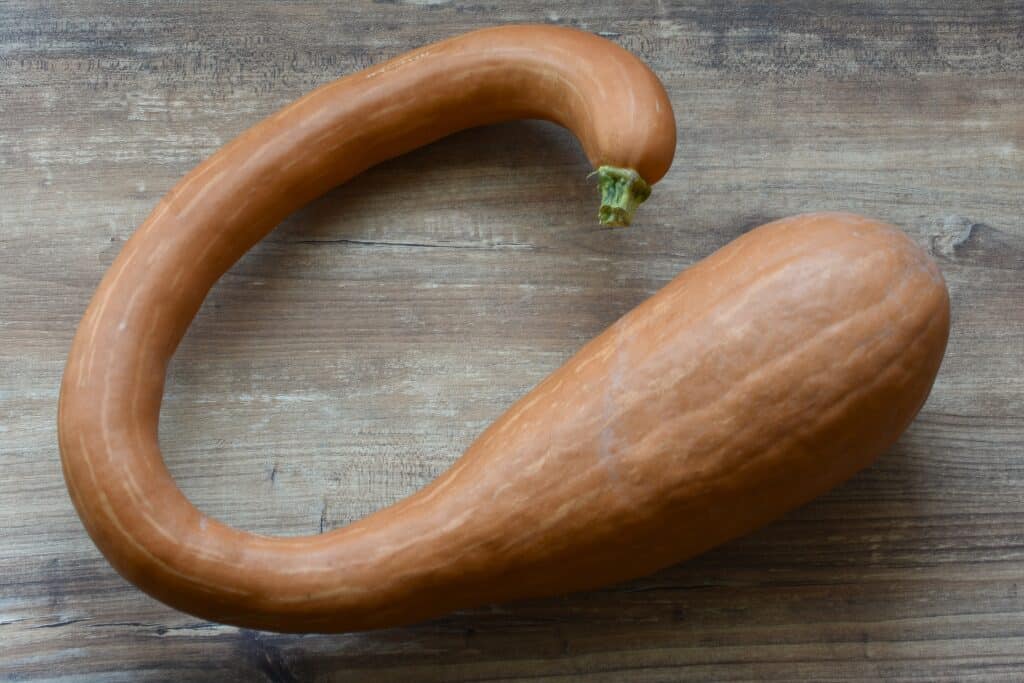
xmin=337 ymin=211 xmax=949 ymax=631
xmin=57 ymin=27 xmax=949 ymax=633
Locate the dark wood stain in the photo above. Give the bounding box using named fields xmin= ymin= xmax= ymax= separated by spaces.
xmin=1 ymin=1 xmax=1022 ymax=680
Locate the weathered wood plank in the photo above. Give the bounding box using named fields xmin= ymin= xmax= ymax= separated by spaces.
xmin=1 ymin=1 xmax=1022 ymax=680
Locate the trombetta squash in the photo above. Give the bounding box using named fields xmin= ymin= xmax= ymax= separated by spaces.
xmin=58 ymin=25 xmax=950 ymax=633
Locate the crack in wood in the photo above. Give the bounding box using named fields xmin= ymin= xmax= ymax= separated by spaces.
xmin=294 ymin=237 xmax=535 ymax=250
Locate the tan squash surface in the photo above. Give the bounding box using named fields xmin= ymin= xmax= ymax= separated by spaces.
xmin=58 ymin=25 xmax=948 ymax=633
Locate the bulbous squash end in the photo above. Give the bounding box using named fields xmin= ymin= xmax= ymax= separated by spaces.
xmin=595 ymin=166 xmax=652 ymax=227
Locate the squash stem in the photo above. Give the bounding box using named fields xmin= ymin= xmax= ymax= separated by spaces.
xmin=596 ymin=166 xmax=652 ymax=227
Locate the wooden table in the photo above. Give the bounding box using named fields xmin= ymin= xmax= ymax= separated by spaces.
xmin=3 ymin=2 xmax=1022 ymax=680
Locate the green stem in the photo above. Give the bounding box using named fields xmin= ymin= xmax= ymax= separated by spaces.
xmin=596 ymin=166 xmax=652 ymax=227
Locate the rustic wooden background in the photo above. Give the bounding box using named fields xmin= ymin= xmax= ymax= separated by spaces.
xmin=2 ymin=1 xmax=1023 ymax=680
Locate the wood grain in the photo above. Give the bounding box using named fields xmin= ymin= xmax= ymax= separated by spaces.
xmin=1 ymin=1 xmax=1022 ymax=680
